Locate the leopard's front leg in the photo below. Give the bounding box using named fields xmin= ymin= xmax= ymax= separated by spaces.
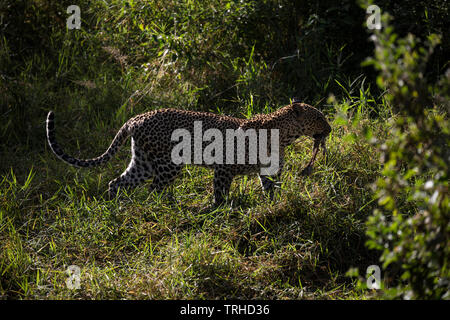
xmin=259 ymin=157 xmax=284 ymax=199
xmin=213 ymin=167 xmax=234 ymax=205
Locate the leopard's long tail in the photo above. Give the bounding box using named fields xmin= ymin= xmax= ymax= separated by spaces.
xmin=46 ymin=111 xmax=131 ymax=168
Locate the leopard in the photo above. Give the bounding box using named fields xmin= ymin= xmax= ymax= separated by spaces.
xmin=46 ymin=102 xmax=331 ymax=205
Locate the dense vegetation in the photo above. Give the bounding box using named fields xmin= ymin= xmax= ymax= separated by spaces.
xmin=0 ymin=0 xmax=448 ymax=299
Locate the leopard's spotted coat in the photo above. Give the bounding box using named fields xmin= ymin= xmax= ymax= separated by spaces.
xmin=46 ymin=102 xmax=331 ymax=204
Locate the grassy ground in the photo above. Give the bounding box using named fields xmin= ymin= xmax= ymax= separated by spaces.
xmin=2 ymin=0 xmax=435 ymax=299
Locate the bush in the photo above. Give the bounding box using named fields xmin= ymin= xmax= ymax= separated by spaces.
xmin=364 ymin=11 xmax=449 ymax=299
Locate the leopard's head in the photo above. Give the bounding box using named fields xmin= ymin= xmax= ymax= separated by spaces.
xmin=290 ymin=103 xmax=331 ymax=140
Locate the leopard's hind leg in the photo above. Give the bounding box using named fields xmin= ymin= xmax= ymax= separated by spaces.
xmin=108 ymin=138 xmax=154 ymax=198
xmin=213 ymin=166 xmax=235 ymax=205
xmin=148 ymin=157 xmax=182 ymax=193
